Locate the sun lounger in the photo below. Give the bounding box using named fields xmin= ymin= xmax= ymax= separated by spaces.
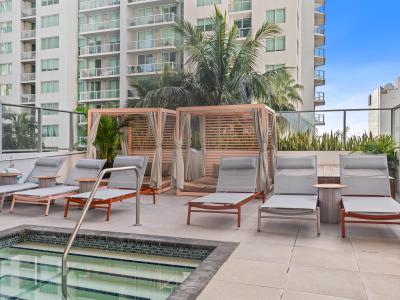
xmin=0 ymin=157 xmax=65 ymax=211
xmin=64 ymin=156 xmax=148 ymax=221
xmin=340 ymin=154 xmax=400 ymax=238
xmin=187 ymin=157 xmax=263 ymax=227
xmin=258 ymin=156 xmax=320 ymax=235
xmin=10 ymin=159 xmax=106 ymax=216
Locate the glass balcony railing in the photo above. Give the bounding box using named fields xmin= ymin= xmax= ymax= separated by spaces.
xmin=79 ymin=0 xmax=120 ymax=11
xmin=127 ymin=13 xmax=175 ymax=27
xmin=314 ymin=26 xmax=325 ymax=35
xmin=79 ymin=89 xmax=120 ymax=101
xmin=79 ymin=43 xmax=120 ymax=56
xmin=127 ymin=37 xmax=177 ymax=51
xmin=21 ymin=8 xmax=36 ymax=18
xmin=127 ymin=0 xmax=160 ymax=4
xmin=314 ymin=47 xmax=325 ymax=57
xmin=229 ymin=1 xmax=252 ymax=12
xmin=80 ymin=66 xmax=120 ymax=78
xmin=21 ymin=30 xmax=36 ymax=39
xmin=21 ymin=73 xmax=36 ymax=82
xmin=79 ymin=19 xmax=120 ymax=33
xmin=314 ymin=69 xmax=325 ymax=80
xmin=21 ymin=94 xmax=36 ymax=104
xmin=127 ymin=62 xmax=177 ymax=75
xmin=315 ymin=113 xmax=325 ymax=125
xmin=21 ymin=51 xmax=36 ymax=61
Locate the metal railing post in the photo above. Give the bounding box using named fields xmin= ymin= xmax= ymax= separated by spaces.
xmin=61 ymin=166 xmax=141 ymax=299
xmin=391 ymin=108 xmax=396 ymax=140
xmin=37 ymin=108 xmax=42 ymax=152
xmin=69 ymin=112 xmax=74 ymax=151
xmin=0 ymin=104 xmax=2 ymax=155
xmin=343 ymin=110 xmax=347 ymax=149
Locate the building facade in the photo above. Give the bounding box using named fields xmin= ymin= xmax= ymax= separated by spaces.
xmin=1 ymin=0 xmax=325 ymax=110
xmin=368 ymin=78 xmax=400 ymax=136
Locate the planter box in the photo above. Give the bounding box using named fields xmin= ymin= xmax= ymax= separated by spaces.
xmin=277 ymin=151 xmax=350 ymax=166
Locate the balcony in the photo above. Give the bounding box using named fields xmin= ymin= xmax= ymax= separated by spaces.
xmin=127 ymin=0 xmax=172 ymax=6
xmin=314 ymin=26 xmax=325 ymax=47
xmin=315 ymin=113 xmax=325 ymax=126
xmin=79 ymin=0 xmax=120 ymax=12
xmin=229 ymin=1 xmax=252 ymax=13
xmin=127 ymin=62 xmax=177 ymax=76
xmin=21 ymin=8 xmax=36 ymax=20
xmin=314 ymin=48 xmax=325 ymax=66
xmin=21 ymin=73 xmax=36 ymax=83
xmin=315 ymin=3 xmax=326 ymax=26
xmin=314 ymin=69 xmax=325 ymax=86
xmin=315 ymin=0 xmax=325 ymax=5
xmin=79 ymin=89 xmax=120 ymax=102
xmin=21 ymin=94 xmax=36 ymax=104
xmin=127 ymin=38 xmax=177 ymax=52
xmin=79 ymin=43 xmax=120 ymax=57
xmin=237 ymin=28 xmax=251 ymax=39
xmin=80 ymin=66 xmax=120 ymax=79
xmin=314 ymin=92 xmax=325 ymax=106
xmin=21 ymin=30 xmax=36 ymax=40
xmin=79 ymin=19 xmax=120 ymax=34
xmin=127 ymin=13 xmax=175 ymax=29
xmin=21 ymin=51 xmax=36 ymax=61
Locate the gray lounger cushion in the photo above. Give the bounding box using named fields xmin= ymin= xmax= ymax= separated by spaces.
xmin=0 ymin=183 xmax=38 ymax=194
xmin=261 ymin=195 xmax=318 ymax=211
xmin=190 ymin=193 xmax=255 ymax=205
xmin=26 ymin=157 xmax=65 ymax=183
xmin=14 ymin=185 xmax=79 ymax=197
xmin=216 ymin=157 xmax=258 ymax=193
xmin=70 ymin=188 xmax=136 ymax=200
xmin=342 ymin=196 xmax=400 ymax=214
xmin=64 ymin=159 xmax=106 ymax=186
xmin=108 ymin=156 xmax=147 ymax=190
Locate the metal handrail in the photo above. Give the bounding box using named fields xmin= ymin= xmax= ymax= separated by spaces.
xmin=61 ymin=166 xmax=141 ymax=299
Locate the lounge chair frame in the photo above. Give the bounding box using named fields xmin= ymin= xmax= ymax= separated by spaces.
xmin=88 ymin=108 xmax=176 ymax=196
xmin=187 ymin=191 xmax=264 ymax=227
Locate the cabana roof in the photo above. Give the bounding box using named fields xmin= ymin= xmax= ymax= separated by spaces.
xmin=176 ymin=104 xmax=275 ymax=115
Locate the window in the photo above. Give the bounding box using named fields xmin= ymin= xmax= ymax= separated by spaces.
xmin=265 ymin=64 xmax=285 ymax=72
xmin=0 ymin=42 xmax=12 ymax=54
xmin=42 ymin=125 xmax=59 ymax=137
xmin=0 ymin=84 xmax=11 ymax=96
xmin=0 ymin=21 xmax=11 ymax=33
xmin=266 ymin=36 xmax=285 ymax=52
xmin=197 ymin=0 xmax=221 ymax=7
xmin=0 ymin=63 xmax=12 ymax=75
xmin=41 ymin=80 xmax=59 ymax=93
xmin=41 ymin=36 xmax=59 ymax=50
xmin=266 ymin=8 xmax=286 ymax=24
xmin=0 ymin=0 xmax=12 ymax=13
xmin=234 ymin=18 xmax=251 ymax=38
xmin=41 ymin=14 xmax=59 ymax=28
xmin=41 ymin=103 xmax=59 ymax=115
xmin=42 ymin=0 xmax=59 ymax=6
xmin=41 ymin=58 xmax=59 ymax=71
xmin=197 ymin=18 xmax=213 ymax=32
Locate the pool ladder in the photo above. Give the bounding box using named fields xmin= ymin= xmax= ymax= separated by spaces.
xmin=61 ymin=166 xmax=141 ymax=299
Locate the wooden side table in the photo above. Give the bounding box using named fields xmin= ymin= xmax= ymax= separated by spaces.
xmin=34 ymin=176 xmax=59 ymax=188
xmin=0 ymin=173 xmax=21 ymax=185
xmin=314 ymin=184 xmax=347 ymax=224
xmin=76 ymin=178 xmax=108 ymax=193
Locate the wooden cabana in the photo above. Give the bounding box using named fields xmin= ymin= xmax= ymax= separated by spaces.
xmin=172 ymin=104 xmax=276 ymax=196
xmin=87 ymin=108 xmax=176 ymax=195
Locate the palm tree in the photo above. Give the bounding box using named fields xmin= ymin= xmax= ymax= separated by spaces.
xmin=134 ymin=6 xmax=280 ymax=108
xmin=2 ymin=111 xmax=37 ymax=151
xmin=262 ymin=68 xmax=303 ymax=111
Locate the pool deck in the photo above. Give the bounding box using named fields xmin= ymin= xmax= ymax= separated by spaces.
xmin=0 ymin=192 xmax=399 ymax=300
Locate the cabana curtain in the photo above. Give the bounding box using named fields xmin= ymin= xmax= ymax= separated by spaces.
xmin=253 ymin=109 xmax=269 ymax=193
xmin=199 ymin=116 xmax=206 ymax=177
xmin=118 ymin=116 xmax=129 ymax=156
xmin=87 ymin=112 xmax=101 ymax=159
xmin=172 ymin=112 xmax=189 ymax=189
xmin=148 ymin=112 xmax=166 ymax=189
xmin=184 ymin=115 xmax=194 ymax=180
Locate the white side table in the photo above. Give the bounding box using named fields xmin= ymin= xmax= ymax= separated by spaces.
xmin=314 ymin=184 xmax=347 ymax=224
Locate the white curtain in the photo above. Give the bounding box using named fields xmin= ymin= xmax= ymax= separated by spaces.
xmin=271 ymin=113 xmax=278 ymax=181
xmin=172 ymin=112 xmax=189 ymax=190
xmin=253 ymin=109 xmax=269 ymax=193
xmin=87 ymin=112 xmax=101 ymax=159
xmin=148 ymin=112 xmax=165 ymax=189
xmin=199 ymin=115 xmax=206 ymax=177
xmin=184 ymin=115 xmax=193 ymax=180
xmin=118 ymin=116 xmax=129 ymax=156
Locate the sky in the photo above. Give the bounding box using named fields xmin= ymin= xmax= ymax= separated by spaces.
xmin=323 ymin=0 xmax=400 ymax=110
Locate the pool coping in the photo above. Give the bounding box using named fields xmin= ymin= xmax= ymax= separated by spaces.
xmin=0 ymin=225 xmax=238 ymax=300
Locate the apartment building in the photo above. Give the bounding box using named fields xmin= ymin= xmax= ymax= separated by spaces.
xmin=0 ymin=0 xmax=78 ymax=110
xmin=77 ymin=0 xmax=182 ymax=108
xmin=368 ymin=77 xmax=400 ymax=136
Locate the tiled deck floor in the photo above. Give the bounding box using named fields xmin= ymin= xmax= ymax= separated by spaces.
xmin=1 ymin=192 xmax=400 ymax=300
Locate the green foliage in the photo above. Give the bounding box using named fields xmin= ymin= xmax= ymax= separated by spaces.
xmin=2 ymin=111 xmax=37 ymax=151
xmin=93 ymin=116 xmax=120 ymax=164
xmin=278 ymin=131 xmax=399 ymax=177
